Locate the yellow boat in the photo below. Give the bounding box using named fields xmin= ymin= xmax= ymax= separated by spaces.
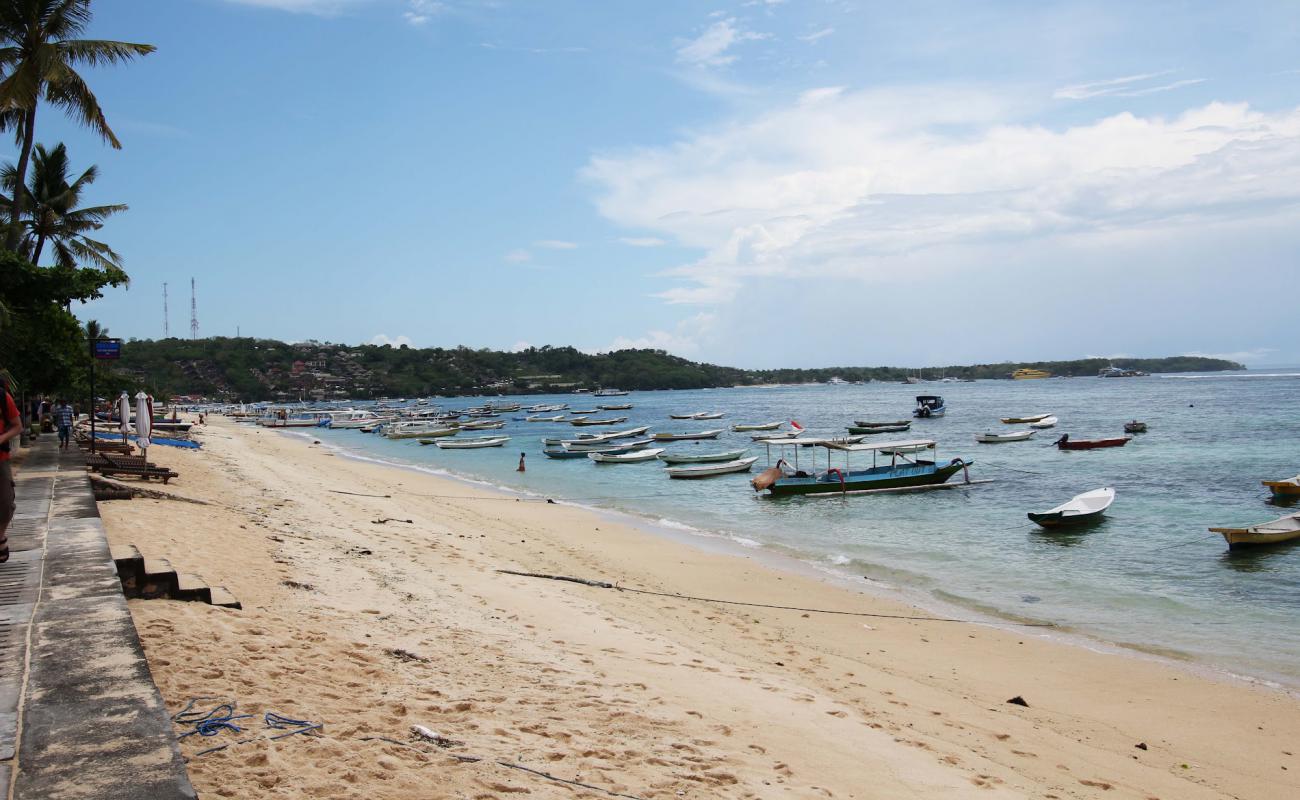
xmin=1263 ymin=475 xmax=1300 ymax=498
xmin=1210 ymin=513 xmax=1300 ymax=550
xmin=1011 ymin=368 xmax=1051 ymax=380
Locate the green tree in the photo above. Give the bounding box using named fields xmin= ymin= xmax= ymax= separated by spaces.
xmin=2 ymin=141 xmax=126 ymax=269
xmin=0 ymin=0 xmax=154 ymax=249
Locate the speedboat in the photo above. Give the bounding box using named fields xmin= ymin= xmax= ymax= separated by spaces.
xmin=1210 ymin=513 xmax=1300 ymax=550
xmin=976 ymin=430 xmax=1035 ymax=443
xmin=1028 ymin=488 xmax=1115 ymax=527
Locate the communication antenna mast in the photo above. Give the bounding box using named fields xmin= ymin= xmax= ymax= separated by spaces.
xmin=163 ymin=282 xmax=169 ymax=337
xmin=190 ymin=278 xmax=199 ymax=339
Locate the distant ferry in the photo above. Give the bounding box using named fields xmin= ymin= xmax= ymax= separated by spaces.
xmin=594 ymin=388 xmax=629 ymax=397
xmin=1011 ymin=368 xmax=1051 ymax=380
xmin=826 ymin=376 xmax=849 ymax=385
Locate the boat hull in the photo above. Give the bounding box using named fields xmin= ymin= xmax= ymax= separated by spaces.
xmin=1219 ymin=529 xmax=1300 ymax=549
xmin=1262 ymin=480 xmax=1300 ymax=497
xmin=847 ymin=424 xmax=911 ymax=435
xmin=760 ymin=459 xmax=968 ymax=496
xmin=1056 ymin=437 xmax=1129 ymax=450
xmin=1027 ymin=509 xmax=1105 ymax=527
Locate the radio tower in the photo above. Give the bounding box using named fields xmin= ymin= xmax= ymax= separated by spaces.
xmin=163 ymin=282 xmax=169 ymax=337
xmin=190 ymin=278 xmax=199 ymax=339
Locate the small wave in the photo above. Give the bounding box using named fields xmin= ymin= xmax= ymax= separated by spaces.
xmin=730 ymin=536 xmax=763 ymax=548
xmin=827 ymin=554 xmax=852 ymax=566
xmin=655 ymin=518 xmax=701 ymax=533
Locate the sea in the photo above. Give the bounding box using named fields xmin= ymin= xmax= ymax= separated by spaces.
xmin=301 ymin=370 xmax=1300 ymax=688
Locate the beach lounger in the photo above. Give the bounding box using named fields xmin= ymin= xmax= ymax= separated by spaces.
xmin=86 ymin=453 xmax=178 ymax=484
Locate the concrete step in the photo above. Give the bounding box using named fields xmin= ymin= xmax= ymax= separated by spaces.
xmin=109 ymin=544 xmax=144 ymax=596
xmin=110 ymin=544 xmax=239 ymax=609
xmin=173 ymin=573 xmax=213 ymax=604
xmin=208 ymin=586 xmax=242 ymax=610
xmin=140 ymin=557 xmax=179 ymax=600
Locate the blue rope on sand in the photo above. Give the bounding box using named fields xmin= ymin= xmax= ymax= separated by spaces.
xmin=264 ymin=711 xmax=323 ymax=740
xmin=173 ymin=700 xmax=253 ymax=739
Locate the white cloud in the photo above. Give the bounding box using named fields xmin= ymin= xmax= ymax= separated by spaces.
xmin=584 ymin=88 xmax=1300 ymax=311
xmin=1053 ymin=71 xmax=1203 ymax=100
xmin=1114 ymin=78 xmax=1206 ymax=97
xmin=510 ymin=340 xmax=534 ymax=352
xmin=533 ymin=239 xmax=578 ymax=249
xmin=504 ymin=248 xmax=532 ymax=263
xmin=798 ymin=27 xmax=835 ymax=43
xmin=675 ymin=18 xmax=769 ymax=68
xmin=370 ymin=334 xmax=413 ymax=347
xmin=1182 ymin=348 xmax=1276 ymax=363
xmin=617 ymin=237 xmax=668 ymax=247
xmin=606 ymin=314 xmax=716 ymax=357
xmin=404 ymin=0 xmax=445 ymax=25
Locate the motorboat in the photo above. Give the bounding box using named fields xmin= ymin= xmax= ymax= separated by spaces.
xmin=976 ymin=430 xmax=1035 ymax=443
xmin=751 ymin=439 xmax=972 ymax=497
xmin=666 ymin=457 xmax=759 ymax=479
xmin=1210 ymin=513 xmax=1300 ymax=550
xmin=1028 ymin=488 xmax=1115 ymax=527
xmin=913 ymin=396 xmax=945 ymax=418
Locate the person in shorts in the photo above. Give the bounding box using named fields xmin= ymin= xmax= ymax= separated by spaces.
xmin=54 ymin=398 xmax=74 ymax=449
xmin=0 ymin=379 xmax=21 ymax=563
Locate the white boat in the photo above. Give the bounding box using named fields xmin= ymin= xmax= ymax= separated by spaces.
xmin=526 ymin=414 xmax=565 ymax=422
xmin=594 ymin=388 xmax=629 ymax=397
xmin=570 ymin=416 xmax=628 ymax=426
xmin=653 ymin=429 xmax=724 ymax=441
xmin=563 ymin=437 xmax=654 ymax=453
xmin=658 ymin=449 xmax=747 ymax=464
xmin=976 ymin=430 xmax=1036 ymax=443
xmin=1028 ymin=488 xmax=1115 ymax=527
xmin=1210 ymin=513 xmax=1300 ymax=550
xmin=598 ymin=403 xmax=633 ymax=411
xmin=753 ymin=431 xmax=803 ymax=441
xmin=1029 ymin=416 xmax=1059 ymax=429
xmin=460 ymin=420 xmax=505 ymax=430
xmin=666 ymin=456 xmax=759 ymax=479
xmin=605 ymin=425 xmax=651 ymax=440
xmin=589 ymin=447 xmax=665 ymax=463
xmin=732 ymin=421 xmax=782 ymax=432
xmin=670 ymin=411 xmax=707 ymax=420
xmin=434 ymin=436 xmax=510 ymax=449
xmin=694 ymin=412 xmax=724 ymax=420
xmin=1000 ymin=413 xmax=1051 ymax=424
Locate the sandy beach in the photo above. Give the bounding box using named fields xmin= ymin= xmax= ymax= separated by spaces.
xmin=95 ymin=417 xmax=1300 ymax=799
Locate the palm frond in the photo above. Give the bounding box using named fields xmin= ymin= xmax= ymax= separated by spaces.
xmin=43 ymin=61 xmax=118 ymax=147
xmin=58 ymin=39 xmax=155 ymax=67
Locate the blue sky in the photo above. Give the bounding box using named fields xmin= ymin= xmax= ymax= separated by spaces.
xmin=36 ymin=0 xmax=1300 ymax=367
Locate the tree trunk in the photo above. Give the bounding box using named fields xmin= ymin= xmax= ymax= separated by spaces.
xmin=30 ymin=230 xmax=45 ymax=266
xmin=6 ymin=106 xmax=36 ymax=252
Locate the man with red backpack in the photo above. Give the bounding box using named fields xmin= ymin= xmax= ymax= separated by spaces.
xmin=0 ymin=378 xmax=19 ymax=563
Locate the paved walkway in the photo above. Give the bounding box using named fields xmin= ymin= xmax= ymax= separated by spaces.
xmin=1 ymin=437 xmax=194 ymax=799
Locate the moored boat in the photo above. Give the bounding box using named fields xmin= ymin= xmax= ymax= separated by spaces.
xmin=571 ymin=416 xmax=629 ymax=426
xmin=1124 ymin=420 xmax=1148 ymax=434
xmin=913 ymin=396 xmax=945 ymax=418
xmin=732 ymin=421 xmax=782 ymax=432
xmin=853 ymin=420 xmax=910 ymax=428
xmin=598 ymin=403 xmax=633 ymax=411
xmin=434 ymin=436 xmax=510 ymax=449
xmin=653 ymin=429 xmax=724 ymax=441
xmin=1029 ymin=416 xmax=1058 ymax=429
xmin=1210 ymin=513 xmax=1300 ymax=549
xmin=751 ymin=439 xmax=972 ymax=497
xmin=976 ymin=430 xmax=1035 ymax=443
xmin=589 ymin=447 xmax=665 ymax=463
xmin=1053 ymin=434 xmax=1130 ymax=450
xmin=1028 ymin=488 xmax=1115 ymax=527
xmin=1263 ymin=475 xmax=1300 ymax=499
xmin=669 ymin=412 xmax=707 ymax=420
xmin=1011 ymin=368 xmax=1051 ymax=380
xmin=694 ymin=412 xmax=724 ymax=420
xmin=666 ymin=456 xmax=759 ymax=479
xmin=1001 ymin=413 xmax=1050 ymax=424
xmin=847 ymin=423 xmax=911 ymax=434
xmin=526 ymin=414 xmax=566 ymax=422
xmin=658 ymin=449 xmax=747 ymax=464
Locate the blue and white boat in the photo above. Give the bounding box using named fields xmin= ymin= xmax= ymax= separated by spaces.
xmin=751 ymin=439 xmax=972 ymax=497
xmin=913 ymin=395 xmax=946 ymax=418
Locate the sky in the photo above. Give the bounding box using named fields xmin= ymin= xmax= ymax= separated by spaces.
xmin=35 ymin=0 xmax=1300 ymax=367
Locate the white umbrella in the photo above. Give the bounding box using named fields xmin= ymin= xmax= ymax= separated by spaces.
xmin=117 ymin=392 xmax=131 ymax=443
xmin=134 ymin=391 xmax=153 ymax=456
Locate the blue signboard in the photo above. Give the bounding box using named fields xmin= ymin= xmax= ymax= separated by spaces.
xmin=92 ymin=339 xmax=122 ymax=360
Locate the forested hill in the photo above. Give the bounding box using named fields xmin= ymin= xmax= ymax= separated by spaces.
xmin=113 ymin=338 xmax=1244 ymax=401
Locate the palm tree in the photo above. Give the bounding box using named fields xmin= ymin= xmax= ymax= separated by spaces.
xmin=2 ymin=141 xmax=126 ymax=269
xmin=0 ymin=0 xmax=154 ymax=250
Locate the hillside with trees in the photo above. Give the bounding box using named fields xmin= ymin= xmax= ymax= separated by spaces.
xmin=112 ymin=337 xmax=1245 ymax=401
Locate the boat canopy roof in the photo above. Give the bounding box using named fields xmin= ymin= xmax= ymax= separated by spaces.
xmin=916 ymin=395 xmax=943 ymax=403
xmin=820 ymin=438 xmax=936 ymax=452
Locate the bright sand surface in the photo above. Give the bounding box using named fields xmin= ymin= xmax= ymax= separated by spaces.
xmin=97 ymin=418 xmax=1300 ymax=799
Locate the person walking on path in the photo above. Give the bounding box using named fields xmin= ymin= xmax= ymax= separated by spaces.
xmin=54 ymin=399 xmax=75 ymax=449
xmin=0 ymin=379 xmax=21 ymax=563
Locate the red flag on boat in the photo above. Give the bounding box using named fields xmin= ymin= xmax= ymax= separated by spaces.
xmin=791 ymin=420 xmax=804 ymax=431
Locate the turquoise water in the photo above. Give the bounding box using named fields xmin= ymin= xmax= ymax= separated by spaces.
xmin=308 ymin=372 xmax=1300 ymax=685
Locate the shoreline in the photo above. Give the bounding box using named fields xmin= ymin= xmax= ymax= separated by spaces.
xmin=98 ymin=418 xmax=1300 ymax=799
xmin=299 ymin=427 xmax=1300 ymax=695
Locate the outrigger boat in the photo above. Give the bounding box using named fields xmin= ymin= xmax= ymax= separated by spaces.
xmin=976 ymin=430 xmax=1035 ymax=443
xmin=658 ymin=449 xmax=748 ymax=465
xmin=1028 ymin=488 xmax=1115 ymax=527
xmin=1263 ymin=474 xmax=1300 ymax=499
xmin=913 ymin=396 xmax=946 ymax=418
xmin=796 ymin=435 xmax=867 ymax=447
xmin=751 ymin=439 xmax=973 ymax=497
xmin=1054 ymin=434 xmax=1130 ymax=450
xmin=653 ymin=429 xmax=723 ymax=441
xmin=847 ymin=422 xmax=911 ymax=434
xmin=732 ymin=421 xmax=782 ymax=432
xmin=1001 ymin=413 xmax=1050 ymax=424
xmin=1210 ymin=513 xmax=1300 ymax=550
xmin=666 ymin=456 xmax=759 ymax=479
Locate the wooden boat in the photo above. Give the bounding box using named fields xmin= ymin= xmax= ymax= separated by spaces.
xmin=853 ymin=420 xmax=910 ymax=428
xmin=526 ymin=414 xmax=566 ymax=422
xmin=670 ymin=411 xmax=707 ymax=420
xmin=751 ymin=439 xmax=972 ymax=497
xmin=571 ymin=416 xmax=628 ymax=426
xmin=658 ymin=449 xmax=748 ymax=465
xmin=605 ymin=425 xmax=651 ymax=440
xmin=598 ymin=403 xmax=633 ymax=411
xmin=1210 ymin=513 xmax=1300 ymax=550
xmin=1029 ymin=416 xmax=1058 ymax=429
xmin=732 ymin=421 xmax=782 ymax=432
xmin=913 ymin=396 xmax=945 ymax=418
xmin=694 ymin=412 xmax=724 ymax=420
xmin=1001 ymin=413 xmax=1050 ymax=424
xmin=796 ymin=435 xmax=867 ymax=448
xmin=434 ymin=436 xmax=510 ymax=449
xmin=754 ymin=431 xmax=803 ymax=441
xmin=1028 ymin=488 xmax=1115 ymax=527
xmin=1054 ymin=434 xmax=1130 ymax=450
xmin=1123 ymin=420 xmax=1148 ymax=434
xmin=666 ymin=456 xmax=759 ymax=479
xmin=976 ymin=430 xmax=1035 ymax=443
xmin=543 ymin=447 xmax=590 ymax=459
xmin=570 ymin=409 xmax=598 ymax=415
xmin=653 ymin=429 xmax=723 ymax=441
xmin=1262 ymin=475 xmax=1300 ymax=499
xmin=563 ymin=438 xmax=653 ymax=453
xmin=847 ymin=423 xmax=911 ymax=434
xmin=877 ymin=443 xmax=930 ymax=455
xmin=386 ymin=425 xmax=456 ymax=439
xmin=589 ymin=448 xmax=665 ymax=463
xmin=459 ymin=420 xmax=504 ymax=430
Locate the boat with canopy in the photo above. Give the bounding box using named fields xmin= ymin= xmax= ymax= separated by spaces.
xmin=751 ymin=439 xmax=973 ymax=497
